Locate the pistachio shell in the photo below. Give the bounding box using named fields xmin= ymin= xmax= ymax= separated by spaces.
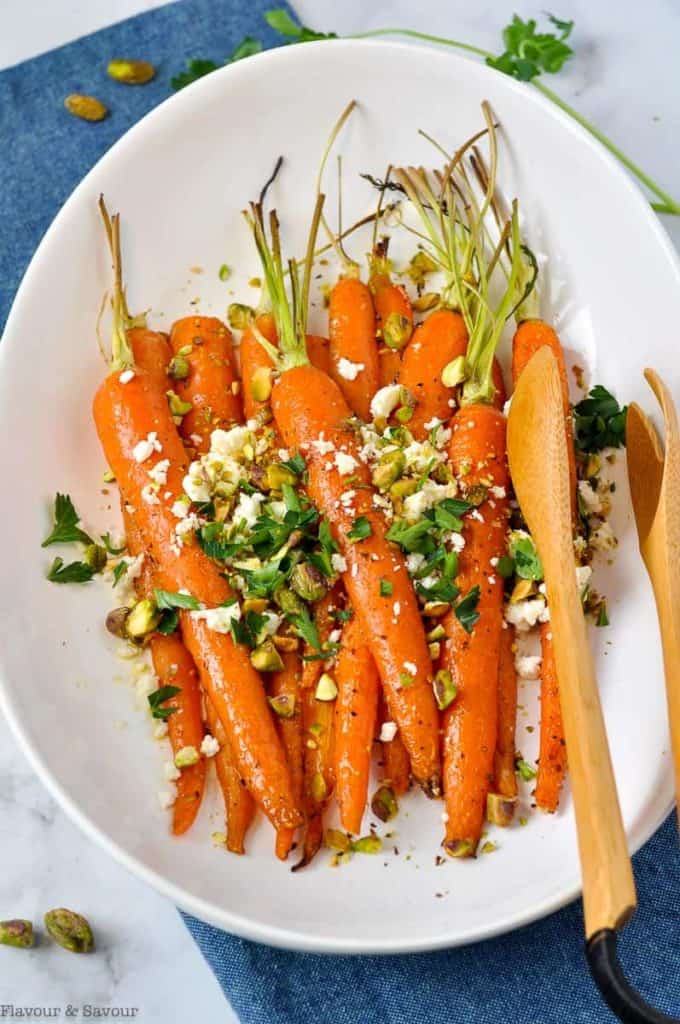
xmin=44 ymin=908 xmax=94 ymax=953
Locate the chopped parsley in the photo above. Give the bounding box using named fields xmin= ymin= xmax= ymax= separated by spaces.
xmin=454 ymin=586 xmax=481 ymax=633
xmin=112 ymin=561 xmax=129 ymax=587
xmin=516 ymin=757 xmax=537 ymax=782
xmin=347 ymin=516 xmax=372 ymax=542
xmin=154 ymin=589 xmax=200 ymax=611
xmin=508 ymin=532 xmax=543 ymax=581
xmin=148 ymin=686 xmax=181 ymax=720
xmin=42 ymin=494 xmax=93 ymax=548
xmin=46 ymin=557 xmax=95 ymax=584
xmin=574 ymin=385 xmax=627 ymax=453
xmin=379 ymin=578 xmax=394 ymax=597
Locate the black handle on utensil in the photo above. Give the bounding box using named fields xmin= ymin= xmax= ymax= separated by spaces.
xmin=587 ymin=930 xmax=680 ymax=1023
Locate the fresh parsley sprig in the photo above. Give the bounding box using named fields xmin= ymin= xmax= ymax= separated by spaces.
xmin=574 ymin=385 xmax=627 ymax=453
xmin=46 ymin=557 xmax=96 ymax=584
xmin=42 ymin=494 xmax=93 ymax=548
xmin=171 ymin=35 xmax=263 ymax=90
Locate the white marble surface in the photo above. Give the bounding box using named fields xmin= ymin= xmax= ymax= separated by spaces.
xmin=2 ymin=0 xmax=680 ymax=1021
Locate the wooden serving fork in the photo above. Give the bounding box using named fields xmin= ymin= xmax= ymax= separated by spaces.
xmin=509 ymin=348 xmax=678 ymax=1024
xmin=627 ymin=369 xmax=680 ymax=807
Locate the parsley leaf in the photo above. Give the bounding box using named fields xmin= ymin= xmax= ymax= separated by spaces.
xmin=239 ymin=561 xmax=287 ymax=598
xmin=265 ymin=9 xmax=337 ymax=42
xmin=574 ymin=385 xmax=628 ymax=452
xmin=101 ymin=531 xmax=125 ymax=555
xmin=508 ymin=532 xmax=543 ymax=581
xmin=196 ymin=522 xmax=244 ymax=562
xmin=432 ymin=498 xmax=471 ymax=532
xmin=42 ymin=494 xmax=93 ymax=548
xmin=230 ymin=610 xmax=268 ymax=649
xmin=280 ymin=452 xmax=306 ymax=476
xmin=379 ymin=578 xmax=394 ymax=597
xmin=156 ymin=610 xmax=179 ymax=635
xmin=231 ymin=35 xmax=263 ymax=61
xmin=171 ymin=57 xmax=218 ymax=91
xmin=148 ymin=686 xmax=181 ymax=720
xmin=154 ymin=589 xmax=200 ymax=611
xmin=347 ymin=516 xmax=372 ymax=542
xmin=386 ymin=518 xmax=433 ymax=553
xmin=288 ymin=605 xmax=321 ymax=650
xmin=487 ymin=13 xmax=573 ymax=81
xmin=46 ymin=557 xmax=95 ymax=584
xmin=516 ymin=756 xmax=537 ymax=782
xmin=454 ymin=585 xmax=481 ymax=633
xmin=112 ymin=561 xmax=128 ymax=587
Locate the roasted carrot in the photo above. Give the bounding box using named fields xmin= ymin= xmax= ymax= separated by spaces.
xmin=398 ymin=309 xmax=468 ymax=438
xmin=512 ymin=318 xmax=572 ymax=812
xmin=334 ymin=616 xmax=380 ymax=835
xmin=369 ymin=239 xmax=413 ymax=355
xmin=247 ymin=198 xmax=441 ymax=796
xmin=94 ymin=369 xmax=300 ymax=831
xmin=378 ymin=346 xmax=402 ymax=388
xmin=239 ymin=313 xmax=278 ymax=422
xmin=123 ymin=507 xmax=207 ymax=835
xmin=328 ymin=275 xmax=380 ymax=421
xmin=293 ymin=588 xmax=339 ymax=869
xmin=382 ymin=727 xmax=411 ymax=796
xmin=442 ymin=404 xmax=511 ymax=855
xmin=169 ymin=316 xmax=241 ymax=449
xmin=494 ymin=624 xmax=518 ymax=802
xmin=205 ymin=699 xmax=256 ymax=855
xmin=270 ymin=651 xmax=304 ymax=860
xmin=306 ymin=334 xmax=331 ymax=376
xmin=128 ymin=328 xmax=172 ymax=390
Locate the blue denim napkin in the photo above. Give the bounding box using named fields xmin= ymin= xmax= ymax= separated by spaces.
xmin=3 ymin=2 xmax=680 ymax=1021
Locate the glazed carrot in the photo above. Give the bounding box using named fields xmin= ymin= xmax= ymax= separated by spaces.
xmin=398 ymin=309 xmax=468 ymax=438
xmin=378 ymin=346 xmax=402 ymax=387
xmin=272 ymin=365 xmax=440 ymax=795
xmin=169 ymin=316 xmax=241 ymax=449
xmin=306 ymin=334 xmax=331 ymax=376
xmin=93 ymin=374 xmax=301 ymax=831
xmin=293 ymin=589 xmax=339 ymax=869
xmin=441 ymin=404 xmax=511 ymax=856
xmin=533 ymin=623 xmax=566 ymax=812
xmin=270 ymin=651 xmax=304 ymax=860
xmin=128 ymin=328 xmax=172 ymax=390
xmin=379 ymin=694 xmax=411 ymax=795
xmin=239 ymin=313 xmax=278 ymax=421
xmin=512 ymin=319 xmax=576 ymax=516
xmin=494 ymin=624 xmax=518 ymax=802
xmin=334 ymin=616 xmax=380 ymax=835
xmin=205 ymin=699 xmax=256 ymax=855
xmin=512 ymin=318 xmax=572 ymax=812
xmin=369 ymin=240 xmax=413 ymax=354
xmin=328 ymin=275 xmax=380 ymax=421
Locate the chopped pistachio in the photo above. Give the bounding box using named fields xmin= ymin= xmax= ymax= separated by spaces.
xmin=227 ymin=302 xmax=255 ymax=330
xmin=107 ymin=58 xmax=156 ymax=84
xmin=395 ymin=404 xmax=414 ymax=424
xmin=64 ymin=94 xmax=108 ymax=122
xmin=481 ymin=841 xmax=498 ymax=854
xmin=372 ymin=449 xmax=406 ymax=491
xmin=218 ymin=264 xmax=231 ymax=282
xmin=412 ymin=292 xmax=441 ymax=313
xmin=371 ymin=785 xmax=398 ymax=823
xmin=166 ymin=390 xmax=193 ymax=416
xmin=272 ymin=634 xmax=299 ymax=653
xmin=83 ymin=544 xmax=107 ymax=572
xmin=311 ymin=771 xmax=327 ymax=802
xmin=175 ymin=745 xmax=200 ymax=768
xmin=44 ymin=909 xmax=94 ymax=953
xmin=443 ymin=838 xmax=474 ymax=859
xmin=407 ymin=249 xmax=438 ymax=287
xmin=428 ymin=641 xmax=441 ymax=660
xmin=325 ymin=828 xmax=351 ymax=853
xmin=265 ymin=463 xmax=297 ymax=490
xmin=464 ymin=483 xmax=488 ymax=507
xmin=290 ymin=562 xmax=327 ymax=603
xmin=423 ymin=600 xmax=450 ymax=618
xmin=168 ymin=355 xmax=190 ymax=380
xmin=352 ymin=835 xmax=382 ymax=854
xmin=389 ymin=477 xmax=418 ymax=500
xmin=177 ymin=344 xmax=193 ymax=357
xmin=0 ymin=919 xmax=34 ymax=949
xmin=486 ymin=792 xmax=517 ymax=827
xmin=426 ymin=624 xmax=446 ymax=642
xmin=249 ymin=277 xmax=262 ymax=288
xmin=382 ymin=312 xmax=411 ymax=351
xmin=433 ymin=669 xmax=457 ymax=710
xmin=315 ymin=673 xmax=338 ymax=701
xmin=211 ymin=831 xmax=227 ymax=847
xmin=442 ymin=355 xmax=467 ymax=388
xmin=242 ymin=597 xmax=268 ymax=614
xmin=510 ymin=578 xmax=535 ymax=603
xmin=105 ymin=606 xmax=130 ymax=638
xmin=250 ymin=366 xmax=273 ymax=403
xmin=268 ymin=694 xmax=296 ymax=719
xmin=273 ymin=586 xmax=305 ymax=616
xmin=125 ymin=598 xmax=161 ymax=640
xmin=102 ymin=468 xmax=116 ymax=483
xmin=250 ymin=640 xmax=284 ymax=673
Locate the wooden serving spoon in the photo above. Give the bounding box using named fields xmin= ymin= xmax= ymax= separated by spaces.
xmin=508 ymin=347 xmax=678 ymax=1024
xmin=627 ymin=370 xmax=680 ymax=806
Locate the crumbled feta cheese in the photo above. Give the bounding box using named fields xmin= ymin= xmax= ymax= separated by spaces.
xmin=334 ymin=451 xmax=358 ymax=475
xmin=379 ymin=721 xmax=398 ymax=742
xmin=490 ymin=556 xmax=499 ymax=567
xmin=446 ymin=532 xmax=466 ymax=553
xmin=153 ymin=721 xmax=168 ymax=740
xmin=232 ymin=490 xmax=264 ymax=528
xmin=578 ymin=480 xmax=602 ymax=515
xmin=133 ymin=432 xmax=162 ymax=464
xmin=172 ymin=498 xmax=190 ymax=519
xmin=590 ymin=522 xmax=617 ymax=551
xmin=328 ymin=629 xmax=342 ymax=644
xmin=119 ymin=369 xmax=135 ymax=384
xmin=516 ymin=654 xmax=542 ymax=679
xmin=393 ymin=601 xmax=401 ymax=617
xmin=351 ymin=563 xmax=358 ymax=578
xmin=175 ymin=512 xmax=203 ymax=538
xmin=403 ymin=660 xmax=417 ymax=675
xmin=503 ymin=398 xmax=512 ymax=417
xmin=505 ymin=597 xmax=549 ymax=631
xmin=402 ymin=479 xmax=458 ymax=522
xmin=424 ymin=417 xmax=443 ymax=431
xmin=148 ymin=458 xmax=170 ymax=486
xmin=278 ymin=448 xmax=290 ymax=461
xmin=158 ymin=786 xmax=177 ymax=810
xmin=470 ymin=509 xmax=484 ymax=522
xmin=490 ymin=485 xmax=506 ymax=499
xmin=135 ymin=671 xmax=157 ymax=707
xmin=406 ymin=552 xmax=426 ymax=574
xmin=141 ymin=484 xmax=160 ymax=506
xmin=331 ymin=553 xmax=348 ymax=573
xmin=370 ymin=384 xmax=403 ymax=421
xmin=575 ymin=564 xmax=593 ymax=593
xmin=163 ymin=761 xmax=181 ymax=782
xmin=337 ymin=357 xmax=365 ymax=381
xmin=183 ymin=462 xmax=211 ymax=503
xmin=191 ymin=603 xmax=241 ymax=633
xmin=419 ymin=573 xmax=440 ymax=591
xmin=210 ymin=425 xmax=252 ymax=459
xmin=200 ymin=734 xmax=220 ymax=758
xmin=311 ymin=434 xmax=335 ymax=455
xmin=340 ymin=489 xmax=356 ymax=506
xmin=260 ymin=610 xmax=282 ymax=637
